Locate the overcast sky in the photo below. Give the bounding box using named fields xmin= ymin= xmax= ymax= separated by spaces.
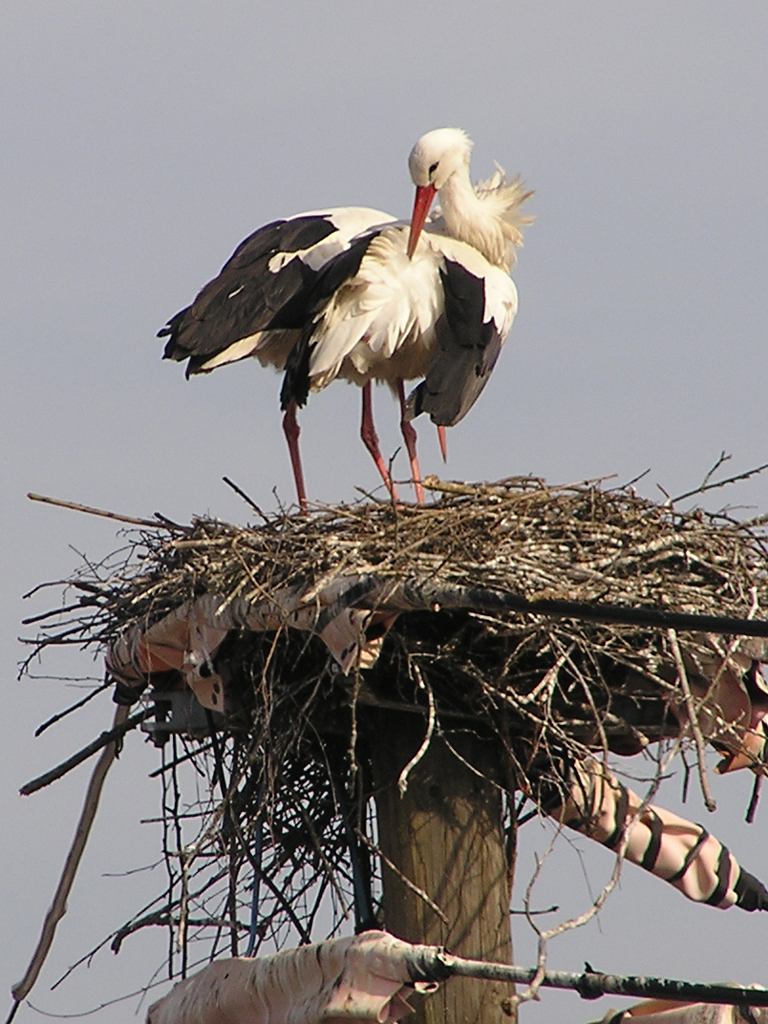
xmin=3 ymin=4 xmax=768 ymax=1022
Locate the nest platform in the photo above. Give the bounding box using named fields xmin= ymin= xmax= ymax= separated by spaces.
xmin=22 ymin=475 xmax=768 ymax=964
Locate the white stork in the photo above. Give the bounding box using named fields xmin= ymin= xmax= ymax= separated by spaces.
xmin=160 ymin=128 xmax=533 ymax=508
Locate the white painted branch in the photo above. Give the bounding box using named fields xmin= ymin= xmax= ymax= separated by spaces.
xmin=146 ymin=931 xmax=437 ymax=1024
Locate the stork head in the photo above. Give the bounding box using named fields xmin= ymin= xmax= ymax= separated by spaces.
xmin=407 ymin=128 xmax=473 ymax=258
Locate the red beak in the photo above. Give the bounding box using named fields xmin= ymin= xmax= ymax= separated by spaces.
xmin=407 ymin=184 xmax=436 ymax=258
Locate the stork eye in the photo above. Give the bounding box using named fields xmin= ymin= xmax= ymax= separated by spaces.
xmin=428 ymin=162 xmax=438 ymax=176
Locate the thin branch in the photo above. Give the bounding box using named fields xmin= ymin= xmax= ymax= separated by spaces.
xmin=746 ymin=774 xmax=763 ymax=824
xmin=20 ymin=707 xmax=154 ymax=796
xmin=10 ymin=705 xmax=130 ymax=1010
xmin=509 ymin=905 xmax=559 ymax=916
xmin=516 ymin=736 xmax=686 ymax=1006
xmin=34 ymin=682 xmax=111 ymax=737
xmin=222 ymin=476 xmax=269 ymax=522
xmin=667 ymin=628 xmax=716 ymax=812
xmin=397 ymin=672 xmax=436 ymax=795
xmin=671 ymin=459 xmax=768 ymax=505
xmin=26 ymin=492 xmax=186 ymax=530
xmin=700 ymin=451 xmax=732 ymax=490
xmin=22 ymin=600 xmax=101 ymax=626
xmin=147 ymin=741 xmax=216 ymax=779
xmin=609 ymin=468 xmax=651 ymax=492
xmin=110 ymin=911 xmax=247 ymax=954
xmin=355 ymin=830 xmax=449 ymax=926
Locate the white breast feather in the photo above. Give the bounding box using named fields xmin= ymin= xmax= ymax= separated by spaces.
xmin=308 ymin=227 xmax=442 ymax=388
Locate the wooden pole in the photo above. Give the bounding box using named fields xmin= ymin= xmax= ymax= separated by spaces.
xmin=371 ymin=712 xmax=514 ymax=1024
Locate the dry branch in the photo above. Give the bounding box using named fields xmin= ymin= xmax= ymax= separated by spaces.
xmin=27 ymin=492 xmax=185 ymax=529
xmin=20 ymin=707 xmax=154 ymax=795
xmin=667 ymin=628 xmax=716 ymax=811
xmin=10 ymin=704 xmax=129 ymax=1014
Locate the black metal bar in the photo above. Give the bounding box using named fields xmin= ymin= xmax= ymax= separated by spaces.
xmin=356 ymin=580 xmax=768 ymax=639
xmin=329 ymin=774 xmax=376 ymax=932
xmin=244 ymin=780 xmax=266 ymax=958
xmin=404 ymin=947 xmax=768 ymax=1007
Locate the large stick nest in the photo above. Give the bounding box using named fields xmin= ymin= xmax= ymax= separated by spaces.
xmin=22 ymin=476 xmax=768 ymax=969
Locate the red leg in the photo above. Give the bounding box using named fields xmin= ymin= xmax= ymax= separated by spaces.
xmin=437 ymin=425 xmax=448 ymax=463
xmin=397 ymin=380 xmax=425 ymax=505
xmin=360 ymin=382 xmax=400 ymax=502
xmin=282 ymin=401 xmax=307 ymax=511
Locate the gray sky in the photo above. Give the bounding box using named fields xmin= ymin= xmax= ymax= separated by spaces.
xmin=2 ymin=3 xmax=768 ymax=1021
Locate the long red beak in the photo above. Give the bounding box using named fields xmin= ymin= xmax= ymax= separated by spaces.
xmin=407 ymin=184 xmax=436 ymax=258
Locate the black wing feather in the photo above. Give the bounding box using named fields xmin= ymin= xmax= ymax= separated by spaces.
xmin=280 ymin=232 xmax=381 ymax=410
xmin=409 ymin=258 xmax=502 ymax=426
xmin=160 ymin=215 xmax=339 ymax=374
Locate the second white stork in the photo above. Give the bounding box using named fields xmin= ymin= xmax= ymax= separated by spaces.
xmin=160 ymin=128 xmax=533 ymax=508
